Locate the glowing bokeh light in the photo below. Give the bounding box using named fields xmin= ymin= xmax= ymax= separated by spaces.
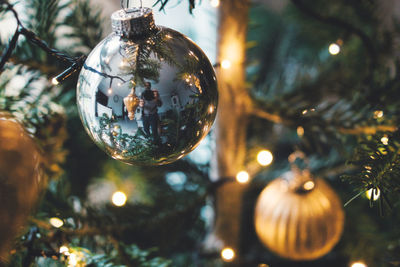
xmin=257 ymin=150 xmax=273 ymax=166
xmin=221 ymin=247 xmax=235 ymax=262
xmin=329 ymin=43 xmax=340 ymax=55
xmin=236 ymin=171 xmax=250 ymax=184
xmin=112 ymin=191 xmax=127 ymax=207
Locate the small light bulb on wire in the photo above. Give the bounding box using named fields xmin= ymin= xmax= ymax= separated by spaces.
xmin=329 ymin=43 xmax=340 ymax=55
xmin=236 ymin=171 xmax=250 ymax=184
xmin=112 ymin=191 xmax=127 ymax=206
xmin=221 ymin=247 xmax=235 ymax=262
xmin=257 ymin=150 xmax=273 ymax=166
xmin=51 ymin=77 xmax=59 ymax=85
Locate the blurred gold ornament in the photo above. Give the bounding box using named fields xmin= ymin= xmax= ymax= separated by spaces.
xmin=254 ymin=169 xmax=344 ymax=260
xmin=0 ymin=112 xmax=44 ymax=261
xmin=123 ymin=88 xmax=139 ymax=120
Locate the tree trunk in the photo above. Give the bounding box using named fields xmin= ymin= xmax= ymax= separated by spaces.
xmin=208 ymin=0 xmax=251 ymax=255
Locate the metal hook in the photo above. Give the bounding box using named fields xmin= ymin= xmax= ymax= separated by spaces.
xmin=121 ymin=0 xmax=143 ymax=13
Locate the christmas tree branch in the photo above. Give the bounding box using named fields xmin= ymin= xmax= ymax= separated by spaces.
xmin=290 ymin=0 xmax=377 ymax=70
xmin=251 ymin=107 xmax=397 ymax=135
xmin=0 ymin=1 xmax=83 ymax=81
xmin=249 ymin=107 xmax=285 ymax=124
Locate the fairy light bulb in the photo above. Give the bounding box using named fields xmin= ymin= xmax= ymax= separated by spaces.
xmin=112 ymin=191 xmax=127 ymax=206
xmin=221 ymin=247 xmax=235 ymax=262
xmin=329 ymin=43 xmax=340 ymax=55
xmin=236 ymin=171 xmax=250 ymax=184
xmin=351 ymin=262 xmax=367 ymax=267
xmin=51 ymin=77 xmax=59 ymax=85
xmin=257 ymin=150 xmax=273 ymax=166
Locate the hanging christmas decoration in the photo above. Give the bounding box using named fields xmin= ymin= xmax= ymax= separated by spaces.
xmin=124 ymin=87 xmax=140 ymax=120
xmin=0 ymin=113 xmax=43 ymax=260
xmin=254 ymin=153 xmax=344 ymax=261
xmin=76 ymin=4 xmax=218 ymax=165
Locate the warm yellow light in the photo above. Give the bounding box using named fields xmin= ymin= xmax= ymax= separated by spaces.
xmin=351 ymin=262 xmax=367 ymax=267
xmin=112 ymin=191 xmax=127 ymax=206
xmin=210 ymin=0 xmax=220 ymax=7
xmin=49 ymin=217 xmax=64 ymax=228
xmin=108 ymin=88 xmax=113 ymax=95
xmin=68 ymin=253 xmax=78 ymax=266
xmin=51 ymin=77 xmax=59 ymax=85
xmin=366 ymin=188 xmax=380 ymax=201
xmin=208 ymin=105 xmax=215 ymax=114
xmin=221 ymin=60 xmax=232 ymax=69
xmin=303 ymin=181 xmax=315 ymax=191
xmin=297 ymin=126 xmax=304 ymax=137
xmin=373 ymin=110 xmax=383 ymax=119
xmin=221 ymin=247 xmax=235 ymax=262
xmin=257 ymin=150 xmax=273 ymax=166
xmin=59 ymin=245 xmax=70 ymax=256
xmin=329 ymin=43 xmax=340 ymax=55
xmin=236 ymin=171 xmax=250 ymax=184
xmin=381 ymin=136 xmax=389 ymax=145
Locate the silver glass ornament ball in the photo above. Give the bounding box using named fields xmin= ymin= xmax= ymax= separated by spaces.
xmin=77 ymin=7 xmax=218 ymax=165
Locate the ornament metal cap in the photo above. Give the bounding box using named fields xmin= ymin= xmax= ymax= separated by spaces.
xmin=111 ymin=7 xmax=157 ymax=39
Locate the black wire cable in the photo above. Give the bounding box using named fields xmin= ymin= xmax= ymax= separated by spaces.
xmin=0 ymin=1 xmax=83 ymax=81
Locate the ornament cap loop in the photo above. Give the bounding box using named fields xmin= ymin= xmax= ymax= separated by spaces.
xmin=111 ymin=7 xmax=156 ymax=39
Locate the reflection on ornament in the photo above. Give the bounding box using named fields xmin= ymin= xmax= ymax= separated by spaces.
xmin=0 ymin=112 xmax=43 ymax=260
xmin=254 ymin=170 xmax=344 ymax=260
xmin=123 ymin=88 xmax=140 ymax=120
xmin=49 ymin=217 xmax=64 ymax=228
xmin=366 ymin=187 xmax=380 ymax=201
xmin=77 ymin=7 xmax=218 ymax=166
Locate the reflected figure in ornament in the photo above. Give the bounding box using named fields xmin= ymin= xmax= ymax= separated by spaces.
xmin=140 ymin=82 xmax=162 ymax=142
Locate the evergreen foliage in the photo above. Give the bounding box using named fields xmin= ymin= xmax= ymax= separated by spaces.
xmin=1 ymin=0 xmax=400 ymax=266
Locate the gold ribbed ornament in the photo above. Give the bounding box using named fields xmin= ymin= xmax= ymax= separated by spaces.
xmin=123 ymin=88 xmax=139 ymax=120
xmin=254 ymin=170 xmax=344 ymax=260
xmin=0 ymin=113 xmax=43 ymax=261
